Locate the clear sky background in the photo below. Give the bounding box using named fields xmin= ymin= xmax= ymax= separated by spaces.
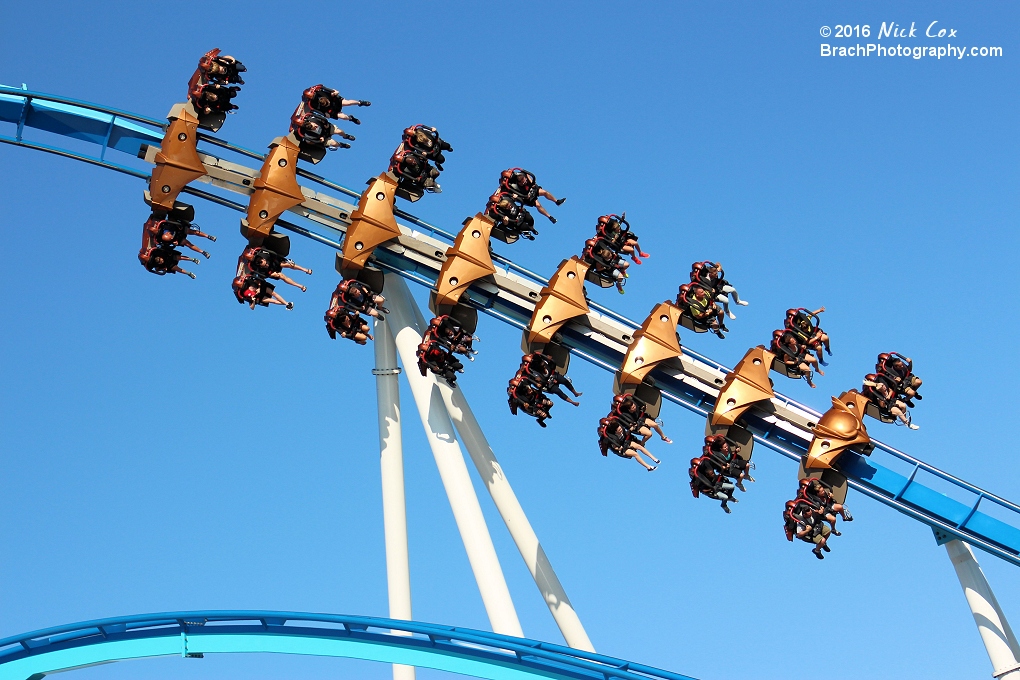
xmin=1 ymin=2 xmax=1018 ymax=679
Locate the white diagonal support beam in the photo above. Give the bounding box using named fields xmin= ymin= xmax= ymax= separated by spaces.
xmin=393 ymin=274 xmax=594 ymax=651
xmin=383 ymin=274 xmax=523 ymax=637
xmin=944 ymin=538 xmax=1020 ymax=678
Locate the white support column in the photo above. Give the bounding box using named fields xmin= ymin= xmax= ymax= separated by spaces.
xmin=383 ymin=273 xmax=524 ymax=638
xmin=944 ymin=539 xmax=1020 ymax=679
xmin=440 ymin=383 xmax=596 ymax=652
xmin=394 ymin=275 xmax=594 ymax=651
xmin=373 ymin=317 xmax=416 ymax=680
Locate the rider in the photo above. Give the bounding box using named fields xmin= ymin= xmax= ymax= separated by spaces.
xmin=193 ymin=49 xmax=245 ymax=85
xmin=138 ymin=246 xmax=198 ymax=279
xmin=418 ymin=339 xmax=464 ymax=387
xmin=596 ymin=214 xmax=648 ymax=265
xmin=508 ymin=374 xmax=555 ymax=427
xmin=862 ymin=373 xmax=919 ymax=429
xmin=598 ymin=416 xmax=660 ymax=471
xmin=677 ymin=283 xmax=727 ymax=338
xmin=520 ymin=352 xmax=583 ymax=406
xmin=690 ymin=261 xmax=748 ymax=320
xmin=877 ymin=353 xmax=923 ymax=406
xmin=301 ymin=84 xmax=370 ymax=122
xmin=231 ymin=274 xmax=293 ymax=310
xmin=325 ymin=307 xmax=372 ymax=344
xmin=435 ymin=316 xmax=478 ymax=355
xmin=292 ymin=110 xmax=354 ymax=150
xmin=146 ymin=216 xmax=216 ymax=259
xmin=689 ymin=454 xmax=738 ymax=513
xmin=499 ymin=168 xmax=564 ymax=224
xmin=396 ymin=125 xmax=453 ymax=170
xmin=703 ymin=435 xmax=755 ymax=492
xmin=611 ymin=394 xmax=671 ymax=444
xmin=485 ymin=191 xmax=537 ymax=239
xmin=188 ymin=49 xmax=244 ymax=115
xmin=799 ymin=478 xmax=853 ymax=537
xmin=786 ymin=307 xmax=831 ymax=366
xmin=770 ymin=329 xmax=822 ymax=388
xmin=582 ymin=237 xmax=628 ymax=293
xmin=784 ymin=497 xmax=831 ymax=559
xmin=329 ymin=279 xmax=388 ymax=319
xmin=389 ymin=147 xmax=442 ymax=193
xmin=241 ymin=246 xmax=313 ymax=292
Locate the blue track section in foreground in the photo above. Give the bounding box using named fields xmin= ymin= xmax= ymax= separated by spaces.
xmin=0 ymin=611 xmax=697 ymax=680
xmin=2 ymin=86 xmax=1020 ymax=567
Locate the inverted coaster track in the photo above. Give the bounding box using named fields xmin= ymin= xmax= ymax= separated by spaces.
xmin=2 ymin=84 xmax=1018 ymax=567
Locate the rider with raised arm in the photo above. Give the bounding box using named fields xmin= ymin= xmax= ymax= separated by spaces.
xmin=877 ymin=353 xmax=923 ymax=405
xmin=499 ymin=168 xmax=565 ymax=224
xmin=786 ymin=307 xmax=831 ymax=366
xmin=188 ymin=49 xmax=245 ymax=116
xmin=771 ymin=329 xmax=823 ymax=387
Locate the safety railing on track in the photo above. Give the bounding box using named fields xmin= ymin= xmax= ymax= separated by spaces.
xmin=2 ymin=85 xmax=1019 ymax=567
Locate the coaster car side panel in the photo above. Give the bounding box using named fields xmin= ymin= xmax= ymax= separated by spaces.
xmin=147 ymin=105 xmax=207 ymax=213
xmin=243 ymin=137 xmax=304 ymax=243
xmin=678 ymin=314 xmax=709 ymax=334
xmin=527 ymin=257 xmax=592 ymax=347
xmin=705 ymin=422 xmax=755 ymax=462
xmin=611 ymin=377 xmax=663 ymax=421
xmin=710 ymin=346 xmax=777 ymax=428
xmin=340 ymin=173 xmax=402 ymax=272
xmin=771 ymin=355 xmax=802 ymax=379
xmin=865 ymin=401 xmax=897 ymax=424
xmin=805 ymin=390 xmax=873 ymax=470
xmin=433 ymin=213 xmax=497 ymax=309
xmin=617 ymin=301 xmax=684 ymax=388
xmin=797 ymin=462 xmax=849 ymax=505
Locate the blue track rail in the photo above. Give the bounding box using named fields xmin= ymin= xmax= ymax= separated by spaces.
xmin=2 ymin=85 xmax=1019 ymax=567
xmin=0 ymin=611 xmax=697 ymax=680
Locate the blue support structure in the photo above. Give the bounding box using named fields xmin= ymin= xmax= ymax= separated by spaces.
xmin=2 ymin=85 xmax=1020 ymax=568
xmin=0 ymin=612 xmax=698 ymax=680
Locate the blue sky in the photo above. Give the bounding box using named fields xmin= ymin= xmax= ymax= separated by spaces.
xmin=1 ymin=1 xmax=1018 ymax=679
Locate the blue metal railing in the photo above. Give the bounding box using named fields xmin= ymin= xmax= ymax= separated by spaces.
xmin=2 ymin=86 xmax=1019 ymax=567
xmin=0 ymin=611 xmax=697 ymax=680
